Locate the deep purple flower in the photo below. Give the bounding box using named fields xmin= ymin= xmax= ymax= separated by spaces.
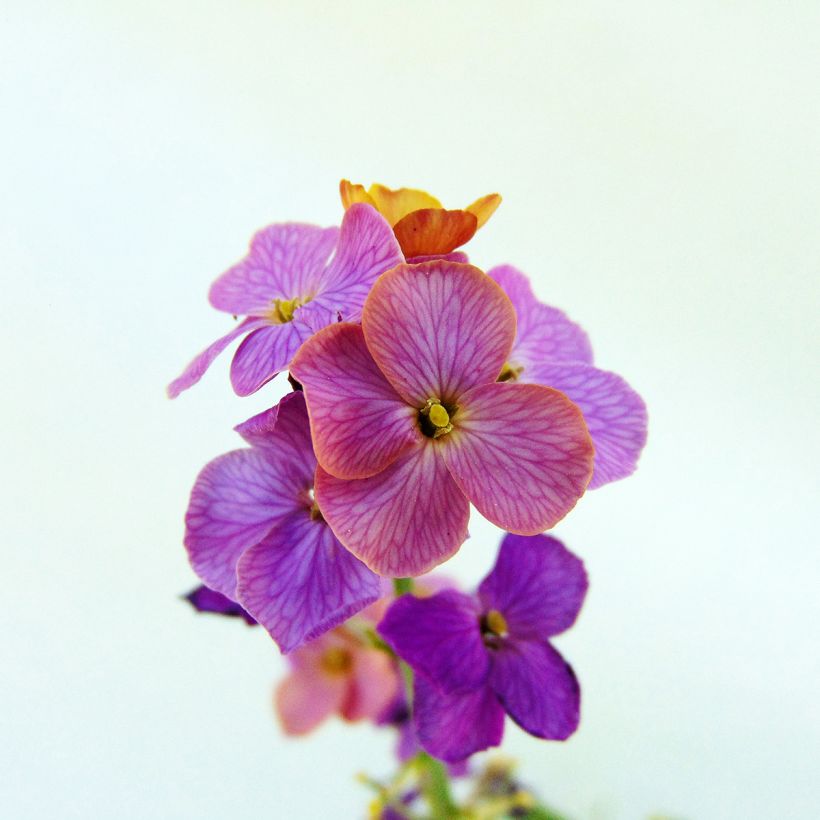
xmin=184 ymin=391 xmax=381 ymax=652
xmin=488 ymin=265 xmax=648 ymax=488
xmin=168 ymin=203 xmax=403 ymax=398
xmin=183 ymin=584 xmax=257 ymax=625
xmin=378 ymin=533 xmax=587 ymax=762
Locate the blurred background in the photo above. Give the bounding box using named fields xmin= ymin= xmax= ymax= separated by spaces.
xmin=2 ymin=2 xmax=818 ymax=818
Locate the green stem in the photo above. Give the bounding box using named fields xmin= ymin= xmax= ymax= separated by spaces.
xmin=418 ymin=753 xmax=459 ymax=818
xmin=393 ymin=577 xmax=414 ymax=596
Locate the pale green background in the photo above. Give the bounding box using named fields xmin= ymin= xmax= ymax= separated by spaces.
xmin=2 ymin=2 xmax=818 ymax=818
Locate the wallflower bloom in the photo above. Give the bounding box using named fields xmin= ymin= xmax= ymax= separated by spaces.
xmin=276 ymin=624 xmax=399 ymax=735
xmin=184 ymin=585 xmax=256 ymax=625
xmin=489 ymin=265 xmax=648 ymax=488
xmin=378 ymin=533 xmax=587 ymax=762
xmin=184 ymin=391 xmax=381 ymax=652
xmin=340 ymin=180 xmax=501 ymax=259
xmin=290 ymin=261 xmax=594 ymax=576
xmin=168 ymin=203 xmax=403 ymax=398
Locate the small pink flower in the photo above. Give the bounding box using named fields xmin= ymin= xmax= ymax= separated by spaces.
xmin=291 ymin=261 xmax=595 ymax=576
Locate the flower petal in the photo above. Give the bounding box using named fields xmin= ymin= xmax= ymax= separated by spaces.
xmin=414 ymin=676 xmax=505 ymax=762
xmin=290 ymin=323 xmax=420 ymax=479
xmin=490 ymin=639 xmax=580 ymax=740
xmin=167 ymin=317 xmax=265 ymax=399
xmin=236 ymin=511 xmax=380 ymax=652
xmin=378 ymin=590 xmax=489 ymax=693
xmin=339 ymin=179 xmax=377 ymax=209
xmin=229 ymin=321 xmax=309 ymax=397
xmin=363 ymin=261 xmax=516 ymax=406
xmin=366 ymin=183 xmax=443 ymax=226
xmin=184 ymin=449 xmax=302 ymax=597
xmin=442 ymin=382 xmax=594 ymax=534
xmin=406 ymin=251 xmax=470 ymax=264
xmin=275 ymin=667 xmax=347 ymax=736
xmin=309 ymin=203 xmax=404 ymax=324
xmin=524 ymin=362 xmax=648 ymax=489
xmin=340 ymin=649 xmax=400 ymax=721
xmin=465 ymin=193 xmax=502 ymax=229
xmin=314 ymin=442 xmax=470 ymax=576
xmin=488 ymin=265 xmax=593 ymax=366
xmin=478 ymin=533 xmax=587 ymax=640
xmin=183 ymin=585 xmax=257 ymax=625
xmin=392 ymin=208 xmax=477 ymax=257
xmin=209 ymin=223 xmax=339 ymax=315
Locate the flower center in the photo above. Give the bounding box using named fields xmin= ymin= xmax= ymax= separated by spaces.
xmin=497 ymin=362 xmax=523 ymax=382
xmin=320 ymin=647 xmax=353 ymax=675
xmin=267 ymin=295 xmax=309 ymax=324
xmin=419 ymin=398 xmax=454 ymax=438
xmin=306 ymin=487 xmax=323 ymax=522
xmin=480 ymin=609 xmax=509 ymax=648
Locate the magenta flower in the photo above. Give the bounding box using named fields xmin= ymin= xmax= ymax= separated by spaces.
xmin=184 ymin=391 xmax=381 ymax=652
xmin=168 ymin=203 xmax=403 ymax=398
xmin=488 ymin=265 xmax=648 ymax=488
xmin=183 ymin=585 xmax=257 ymax=625
xmin=290 ymin=261 xmax=595 ymax=577
xmin=378 ymin=533 xmax=587 ymax=762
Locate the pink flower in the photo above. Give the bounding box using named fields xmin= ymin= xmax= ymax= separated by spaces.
xmin=275 ymin=625 xmax=400 ymax=736
xmin=290 ymin=261 xmax=595 ymax=577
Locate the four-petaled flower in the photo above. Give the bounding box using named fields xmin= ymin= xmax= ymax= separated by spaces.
xmin=184 ymin=391 xmax=381 ymax=652
xmin=489 ymin=265 xmax=648 ymax=488
xmin=340 ymin=180 xmax=501 ymax=260
xmin=378 ymin=533 xmax=587 ymax=762
xmin=290 ymin=260 xmax=595 ymax=576
xmin=168 ymin=203 xmax=403 ymax=398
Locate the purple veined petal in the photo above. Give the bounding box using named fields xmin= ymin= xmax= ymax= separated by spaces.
xmin=442 ymin=382 xmax=594 ymax=535
xmin=183 ymin=585 xmax=257 ymax=625
xmin=290 ymin=323 xmax=421 ymax=480
xmin=236 ymin=510 xmax=381 ymax=653
xmin=184 ymin=448 xmax=304 ymax=598
xmin=309 ymin=203 xmax=404 ymax=322
xmin=314 ymin=441 xmax=470 ymax=577
xmin=487 ymin=265 xmax=593 ymax=366
xmin=406 ymin=251 xmax=470 ymax=264
xmin=413 ymin=675 xmax=505 ymax=763
xmin=490 ymin=639 xmax=580 ymax=741
xmin=167 ymin=317 xmax=267 ymax=399
xmin=209 ymin=223 xmax=339 ymax=315
xmin=378 ymin=590 xmax=489 ymax=693
xmin=275 ymin=666 xmax=347 ymax=736
xmin=229 ymin=320 xmax=311 ymax=397
xmin=478 ymin=533 xmax=588 ymax=640
xmin=362 ymin=261 xmax=516 ymax=406
xmin=524 ymin=361 xmax=648 ymax=489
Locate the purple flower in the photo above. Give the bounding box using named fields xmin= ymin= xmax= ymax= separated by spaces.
xmin=183 ymin=585 xmax=257 ymax=625
xmin=378 ymin=533 xmax=587 ymax=762
xmin=168 ymin=203 xmax=403 ymax=398
xmin=184 ymin=391 xmax=381 ymax=652
xmin=488 ymin=265 xmax=648 ymax=488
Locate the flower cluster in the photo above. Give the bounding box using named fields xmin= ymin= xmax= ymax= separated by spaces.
xmin=173 ymin=180 xmax=647 ymax=799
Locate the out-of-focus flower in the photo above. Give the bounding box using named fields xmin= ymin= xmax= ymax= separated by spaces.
xmin=378 ymin=533 xmax=587 ymax=762
xmin=291 ymin=261 xmax=594 ymax=576
xmin=184 ymin=391 xmax=380 ymax=652
xmin=489 ymin=265 xmax=648 ymax=488
xmin=168 ymin=203 xmax=403 ymax=398
xmin=340 ymin=180 xmax=500 ymax=259
xmin=183 ymin=585 xmax=256 ymax=625
xmin=276 ymin=624 xmax=399 ymax=735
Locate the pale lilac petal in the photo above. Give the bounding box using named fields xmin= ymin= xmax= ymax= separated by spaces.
xmin=314 ymin=442 xmax=470 ymax=576
xmin=443 ymin=382 xmax=594 ymax=534
xmin=478 ymin=533 xmax=587 ymax=639
xmin=209 ymin=223 xmax=339 ymax=315
xmin=340 ymin=649 xmax=401 ymax=722
xmin=488 ymin=265 xmax=593 ymax=366
xmin=490 ymin=639 xmax=580 ymax=740
xmin=229 ymin=321 xmax=310 ymax=397
xmin=378 ymin=590 xmax=489 ymax=693
xmin=184 ymin=449 xmax=303 ymax=597
xmin=167 ymin=317 xmax=265 ymax=399
xmin=524 ymin=362 xmax=648 ymax=489
xmin=309 ymin=203 xmax=403 ymax=322
xmin=414 ymin=676 xmax=505 ymax=762
xmin=236 ymin=511 xmax=380 ymax=652
xmin=290 ymin=323 xmax=420 ymax=479
xmin=275 ymin=667 xmax=346 ymax=736
xmin=362 ymin=261 xmax=516 ymax=406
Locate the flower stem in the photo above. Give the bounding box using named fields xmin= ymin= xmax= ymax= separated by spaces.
xmin=393 ymin=577 xmax=413 ymax=596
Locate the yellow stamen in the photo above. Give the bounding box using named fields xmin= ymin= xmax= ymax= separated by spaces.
xmin=321 ymin=647 xmax=353 ymax=675
xmin=428 ymin=403 xmax=450 ymax=428
xmin=484 ymin=609 xmax=508 ymax=637
xmin=268 ymin=296 xmax=309 ymax=324
xmin=497 ymin=362 xmax=523 ymax=382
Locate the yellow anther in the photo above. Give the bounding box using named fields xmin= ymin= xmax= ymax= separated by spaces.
xmin=321 ymin=647 xmax=353 ymax=675
xmin=268 ymin=296 xmax=309 ymax=324
xmin=484 ymin=609 xmax=508 ymax=637
xmin=428 ymin=403 xmax=450 ymax=428
xmin=498 ymin=362 xmax=523 ymax=382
